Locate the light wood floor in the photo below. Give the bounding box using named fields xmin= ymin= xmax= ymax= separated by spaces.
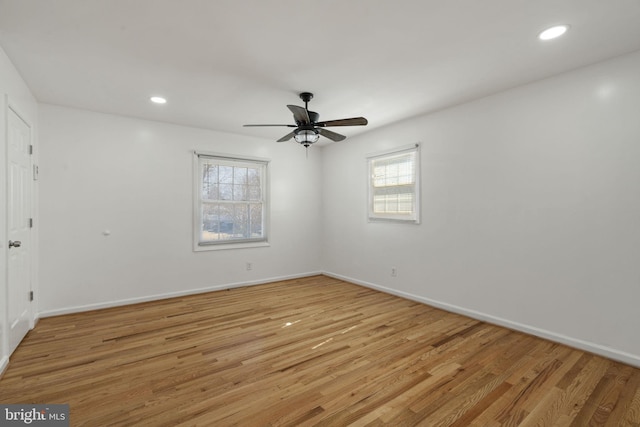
xmin=1 ymin=275 xmax=639 ymax=426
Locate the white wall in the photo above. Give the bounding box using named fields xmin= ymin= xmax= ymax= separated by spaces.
xmin=38 ymin=105 xmax=322 ymax=315
xmin=322 ymin=50 xmax=640 ymax=366
xmin=0 ymin=46 xmax=39 ymax=372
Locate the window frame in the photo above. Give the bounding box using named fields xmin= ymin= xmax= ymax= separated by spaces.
xmin=367 ymin=144 xmax=421 ymax=224
xmin=193 ymin=151 xmax=270 ymax=251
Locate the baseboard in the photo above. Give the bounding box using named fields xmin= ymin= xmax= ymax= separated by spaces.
xmin=324 ymin=271 xmax=640 ymax=368
xmin=39 ymin=271 xmax=323 ymax=318
xmin=32 ymin=311 xmax=40 ymax=329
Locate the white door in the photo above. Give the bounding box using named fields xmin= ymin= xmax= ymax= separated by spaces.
xmin=7 ymin=106 xmax=32 ymax=355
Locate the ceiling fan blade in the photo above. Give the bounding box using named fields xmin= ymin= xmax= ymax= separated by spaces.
xmin=244 ymin=124 xmax=296 ymax=127
xmin=277 ymin=131 xmax=295 ymax=142
xmin=316 ymin=117 xmax=368 ymax=127
xmin=287 ymin=105 xmax=310 ymax=125
xmin=318 ymin=128 xmax=347 ymax=142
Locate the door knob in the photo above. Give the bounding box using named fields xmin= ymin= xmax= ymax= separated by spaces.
xmin=8 ymin=240 xmax=21 ymax=248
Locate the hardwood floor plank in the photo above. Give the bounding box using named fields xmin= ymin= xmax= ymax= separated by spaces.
xmin=1 ymin=275 xmax=638 ymax=426
xmin=604 ymin=369 xmax=640 ymax=426
xmin=569 ymin=363 xmax=634 ymax=426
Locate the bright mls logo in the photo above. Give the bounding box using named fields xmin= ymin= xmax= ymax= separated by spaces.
xmin=0 ymin=405 xmax=69 ymax=426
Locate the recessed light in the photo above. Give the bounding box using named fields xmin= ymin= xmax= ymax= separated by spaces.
xmin=538 ymin=25 xmax=569 ymax=41
xmin=150 ymin=96 xmax=167 ymax=104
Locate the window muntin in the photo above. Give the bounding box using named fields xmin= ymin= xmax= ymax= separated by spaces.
xmin=368 ymin=145 xmax=420 ymax=223
xmin=196 ymin=154 xmax=268 ymax=247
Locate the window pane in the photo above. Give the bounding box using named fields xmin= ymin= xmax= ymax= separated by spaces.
xmin=248 ymin=185 xmax=261 ymax=201
xmin=201 ymin=203 xmax=219 ymax=241
xmin=219 ymin=166 xmax=233 ymax=184
xmin=398 ymin=160 xmax=413 ymax=185
xmin=219 ymin=184 xmax=233 ymax=201
xmin=373 ymin=164 xmax=386 ymax=187
xmin=250 ymin=203 xmax=263 ymax=237
xmin=386 ymin=163 xmax=399 ymax=185
xmin=202 ymin=164 xmax=218 ymax=199
xmin=202 ymin=164 xmax=218 ymax=184
xmin=248 ymin=168 xmax=260 ymax=186
xmin=385 ymin=195 xmax=398 ymax=212
xmin=233 ymin=184 xmax=247 ymax=201
xmin=232 ymin=204 xmax=249 ymax=238
xmin=398 ymin=193 xmax=413 ymax=212
xmin=234 ymin=167 xmax=248 ymax=185
xmin=203 ymin=183 xmax=218 ymax=200
xmin=218 ymin=204 xmax=234 ymax=239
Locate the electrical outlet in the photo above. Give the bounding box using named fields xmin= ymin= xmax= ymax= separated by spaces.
xmin=391 ymin=267 xmax=397 ymax=277
xmin=246 ymin=262 xmax=252 ymax=271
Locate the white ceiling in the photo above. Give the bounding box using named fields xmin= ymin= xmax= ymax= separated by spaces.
xmin=1 ymin=0 xmax=640 ymax=144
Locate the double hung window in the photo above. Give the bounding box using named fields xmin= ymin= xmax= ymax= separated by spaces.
xmin=195 ymin=153 xmax=268 ymax=249
xmin=367 ymin=145 xmax=420 ymax=223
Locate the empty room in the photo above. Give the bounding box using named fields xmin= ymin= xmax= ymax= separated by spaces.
xmin=1 ymin=1 xmax=640 ymax=425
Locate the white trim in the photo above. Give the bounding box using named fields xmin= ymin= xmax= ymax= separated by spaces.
xmin=0 ymin=355 xmax=8 ymax=379
xmin=1 ymin=94 xmax=7 ymax=369
xmin=38 ymin=271 xmax=322 ymax=318
xmin=366 ymin=143 xmax=420 ymax=159
xmin=194 ymin=240 xmax=270 ymax=251
xmin=323 ymin=271 xmax=640 ymax=368
xmin=192 ymin=152 xmax=201 ymax=251
xmin=7 ymin=101 xmax=32 ymax=132
xmin=194 ymin=150 xmax=270 ymax=164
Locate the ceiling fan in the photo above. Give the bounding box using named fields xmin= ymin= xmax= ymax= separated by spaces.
xmin=244 ymin=92 xmax=368 ymax=147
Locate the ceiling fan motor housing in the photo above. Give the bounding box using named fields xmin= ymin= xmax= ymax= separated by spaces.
xmin=307 ymin=111 xmax=319 ymax=123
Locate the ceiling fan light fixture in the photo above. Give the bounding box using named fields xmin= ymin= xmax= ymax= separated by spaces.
xmin=294 ymin=129 xmax=320 ymax=146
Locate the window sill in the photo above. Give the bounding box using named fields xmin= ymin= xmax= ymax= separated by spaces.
xmin=368 ymin=217 xmax=420 ymax=224
xmin=194 ymin=241 xmax=270 ymax=252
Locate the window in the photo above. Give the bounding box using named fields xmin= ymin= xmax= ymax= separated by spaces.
xmin=367 ymin=144 xmax=420 ymax=223
xmin=194 ymin=153 xmax=269 ymax=249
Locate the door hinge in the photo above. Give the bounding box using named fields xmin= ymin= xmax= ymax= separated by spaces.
xmin=33 ymin=164 xmax=39 ymax=181
xmin=29 ymin=144 xmax=33 ymax=155
xmin=29 ymin=291 xmax=34 ymax=302
xmin=29 ymin=218 xmax=33 ymax=228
